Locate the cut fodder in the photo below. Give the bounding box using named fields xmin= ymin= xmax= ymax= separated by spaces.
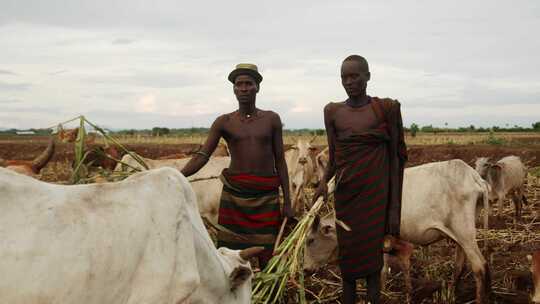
xmin=51 ymin=115 xmax=148 ymax=184
xmin=252 ymin=197 xmax=325 ymax=304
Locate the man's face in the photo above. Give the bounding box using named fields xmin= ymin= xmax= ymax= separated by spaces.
xmin=234 ymin=75 xmax=259 ymax=104
xmin=341 ymin=60 xmax=370 ymax=98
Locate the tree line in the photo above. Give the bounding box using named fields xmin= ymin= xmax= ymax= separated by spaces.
xmin=1 ymin=122 xmax=539 ymax=137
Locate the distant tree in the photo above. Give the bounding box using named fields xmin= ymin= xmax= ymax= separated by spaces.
xmin=469 ymin=125 xmax=475 ymax=131
xmin=152 ymin=127 xmax=170 ymax=136
xmin=410 ymin=123 xmax=419 ymax=137
xmin=533 ymin=122 xmax=540 ymax=130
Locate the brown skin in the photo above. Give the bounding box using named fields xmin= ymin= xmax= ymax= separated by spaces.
xmin=313 ymin=59 xmax=383 ymax=304
xmin=313 ymin=59 xmax=378 ymax=202
xmin=181 ymin=74 xmax=293 ymax=219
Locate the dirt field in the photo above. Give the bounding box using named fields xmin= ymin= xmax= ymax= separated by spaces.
xmin=1 ymin=134 xmax=540 ymax=303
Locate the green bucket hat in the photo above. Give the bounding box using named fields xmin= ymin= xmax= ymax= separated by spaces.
xmin=228 ymin=63 xmax=263 ymax=84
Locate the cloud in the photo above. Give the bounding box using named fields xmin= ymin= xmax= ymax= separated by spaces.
xmin=289 ymin=105 xmax=313 ymax=113
xmin=135 ymin=94 xmax=157 ymax=113
xmin=0 ymin=69 xmax=17 ymax=75
xmin=48 ymin=70 xmax=68 ymax=76
xmin=0 ymin=99 xmax=21 ymax=104
xmin=112 ymin=38 xmax=136 ymax=45
xmin=0 ymin=81 xmax=31 ymax=91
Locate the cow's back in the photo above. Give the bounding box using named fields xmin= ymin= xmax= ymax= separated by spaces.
xmin=497 ymin=156 xmax=527 ymax=192
xmin=0 ymin=168 xmax=200 ymax=304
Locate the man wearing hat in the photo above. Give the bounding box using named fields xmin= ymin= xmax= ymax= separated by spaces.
xmin=313 ymin=55 xmax=407 ymax=304
xmin=181 ymin=63 xmax=294 ymax=267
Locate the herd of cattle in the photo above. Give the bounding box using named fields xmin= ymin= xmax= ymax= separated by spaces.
xmin=0 ymin=134 xmax=538 ymax=303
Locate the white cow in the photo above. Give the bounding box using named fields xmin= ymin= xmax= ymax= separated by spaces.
xmin=0 ymin=167 xmax=262 ymax=304
xmin=314 ymin=146 xmax=329 ymax=185
xmin=285 ymin=138 xmax=317 ymax=213
xmin=475 ymin=155 xmax=527 ymax=218
xmin=115 ymin=154 xmax=230 ymax=223
xmin=304 ymin=160 xmax=491 ymax=304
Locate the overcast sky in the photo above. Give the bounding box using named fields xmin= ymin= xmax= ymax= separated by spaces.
xmin=1 ymin=0 xmax=539 ymax=130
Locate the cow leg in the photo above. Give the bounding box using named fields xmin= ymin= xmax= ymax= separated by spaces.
xmin=460 ymin=244 xmax=490 ymax=304
xmin=433 ymin=225 xmax=490 ymax=304
xmin=453 ymin=246 xmax=466 ymax=290
xmin=510 ymin=191 xmax=522 ymax=220
xmin=381 ymin=254 xmax=389 ymax=292
xmin=497 ymin=193 xmax=505 ymax=216
xmin=396 ymin=244 xmax=413 ymax=302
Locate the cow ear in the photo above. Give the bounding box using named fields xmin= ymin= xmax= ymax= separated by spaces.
xmin=229 ymin=265 xmax=252 ymax=290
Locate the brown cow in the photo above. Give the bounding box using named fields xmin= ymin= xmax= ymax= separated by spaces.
xmin=528 ymin=251 xmax=540 ymax=303
xmin=1 ymin=137 xmax=55 ymax=177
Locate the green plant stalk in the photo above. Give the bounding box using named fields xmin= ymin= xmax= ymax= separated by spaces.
xmin=82 ymin=117 xmax=149 ymax=170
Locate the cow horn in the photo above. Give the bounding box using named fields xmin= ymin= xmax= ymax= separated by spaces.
xmin=239 ymin=246 xmax=265 ymax=261
xmin=31 ymin=137 xmax=56 ymax=174
xmin=309 ymin=135 xmax=317 ymax=144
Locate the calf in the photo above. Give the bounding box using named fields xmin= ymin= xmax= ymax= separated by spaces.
xmin=475 ymin=156 xmax=527 ymax=218
xmin=528 ymin=251 xmax=540 ymax=303
xmin=304 ymin=160 xmax=491 ymax=304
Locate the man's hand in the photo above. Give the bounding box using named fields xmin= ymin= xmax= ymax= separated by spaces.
xmin=312 ymin=183 xmax=328 ymax=205
xmin=283 ymin=202 xmax=295 ymax=219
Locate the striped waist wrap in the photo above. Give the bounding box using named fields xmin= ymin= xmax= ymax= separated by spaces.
xmin=217 ymin=169 xmax=281 ymax=253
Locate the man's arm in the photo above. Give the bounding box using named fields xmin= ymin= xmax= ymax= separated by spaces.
xmin=313 ymin=103 xmax=337 ymax=202
xmin=181 ymin=116 xmax=224 ymax=177
xmin=271 ymin=113 xmax=294 ymax=219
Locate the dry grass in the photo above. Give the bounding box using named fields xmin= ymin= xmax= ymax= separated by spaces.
xmin=83 ymin=132 xmax=540 ymax=147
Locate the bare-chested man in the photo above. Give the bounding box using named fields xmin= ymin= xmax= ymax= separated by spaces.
xmin=313 ymin=55 xmax=407 ymax=304
xmin=181 ymin=63 xmax=293 ymax=267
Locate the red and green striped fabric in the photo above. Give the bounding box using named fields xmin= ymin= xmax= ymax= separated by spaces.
xmin=334 ymin=118 xmax=391 ymax=280
xmin=217 ymin=169 xmax=281 ymax=254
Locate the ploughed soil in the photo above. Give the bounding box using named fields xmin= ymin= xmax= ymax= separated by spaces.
xmin=1 ymin=136 xmax=540 ymax=303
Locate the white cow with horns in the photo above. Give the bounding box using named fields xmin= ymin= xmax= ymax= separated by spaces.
xmin=0 ymin=167 xmax=262 ymax=304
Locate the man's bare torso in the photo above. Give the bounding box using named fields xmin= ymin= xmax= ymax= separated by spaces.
xmin=329 ymin=101 xmax=380 ymax=138
xmin=219 ymin=109 xmax=277 ymax=175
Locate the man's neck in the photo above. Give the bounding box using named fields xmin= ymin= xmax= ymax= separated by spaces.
xmin=346 ymin=94 xmax=370 ymax=107
xmin=238 ymin=102 xmax=257 ymax=116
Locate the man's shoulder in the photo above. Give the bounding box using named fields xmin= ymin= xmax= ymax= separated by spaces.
xmin=324 ymin=101 xmax=345 ymax=112
xmin=372 ymin=97 xmax=401 ymax=112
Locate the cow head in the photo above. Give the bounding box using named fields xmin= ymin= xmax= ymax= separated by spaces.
xmin=289 ymin=137 xmax=317 ymax=165
xmin=475 ymin=157 xmax=502 ymax=199
xmin=315 ymin=147 xmax=329 ymax=185
xmin=288 ymin=138 xmax=318 ymax=212
xmin=528 ymin=251 xmax=540 ymax=303
xmin=304 ymin=213 xmax=338 ymax=273
xmin=216 ymin=246 xmax=264 ymax=302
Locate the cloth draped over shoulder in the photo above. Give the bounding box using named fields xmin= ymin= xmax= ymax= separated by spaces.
xmin=333 ymin=97 xmax=407 ymax=279
xmin=217 ymin=168 xmax=281 ymax=254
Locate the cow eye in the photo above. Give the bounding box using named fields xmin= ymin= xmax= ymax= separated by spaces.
xmin=307 ymin=238 xmax=314 ymax=246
